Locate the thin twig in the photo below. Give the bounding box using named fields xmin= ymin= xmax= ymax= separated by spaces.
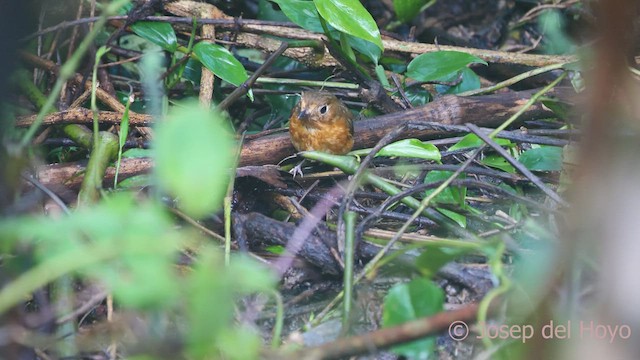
xmin=218 ymin=42 xmax=289 ymax=110
xmin=466 ymin=123 xmax=568 ymax=207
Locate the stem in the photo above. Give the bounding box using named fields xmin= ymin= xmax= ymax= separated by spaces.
xmin=342 ymin=211 xmax=356 ymax=332
xmin=18 ymin=0 xmax=131 ymax=149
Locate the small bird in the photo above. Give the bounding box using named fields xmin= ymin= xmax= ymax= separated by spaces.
xmin=288 ymin=91 xmax=355 ymax=176
xmin=289 ymin=91 xmax=354 ymax=153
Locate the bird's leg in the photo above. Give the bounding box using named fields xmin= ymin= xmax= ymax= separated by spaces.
xmin=289 ymin=159 xmax=307 ymax=178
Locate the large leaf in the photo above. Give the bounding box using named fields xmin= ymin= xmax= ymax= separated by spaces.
xmin=378 ymin=139 xmax=441 ymax=161
xmin=313 ymin=0 xmax=383 ymax=50
xmin=270 ymin=0 xmax=323 ymax=32
xmin=518 ymin=146 xmax=563 ymax=171
xmin=407 ymin=51 xmax=487 ymax=81
xmin=383 ymin=278 xmax=444 ymax=359
xmin=192 ymin=42 xmax=248 ymax=87
xmin=393 ymin=0 xmax=430 ymax=23
xmin=131 ymin=21 xmax=178 ymax=52
xmin=154 ymin=101 xmax=237 ymax=218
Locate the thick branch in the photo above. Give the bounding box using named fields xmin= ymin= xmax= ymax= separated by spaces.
xmin=240 ymin=87 xmax=573 ymax=166
xmin=34 ymin=88 xmax=573 ymax=191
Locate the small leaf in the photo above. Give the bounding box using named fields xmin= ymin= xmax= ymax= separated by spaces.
xmin=154 ymin=101 xmax=237 ymax=218
xmin=435 ymin=67 xmax=481 ymax=94
xmin=481 ymin=155 xmax=516 ymax=173
xmin=538 ymin=10 xmax=576 ymax=55
xmin=193 ymin=42 xmax=249 ymax=87
xmin=383 ymin=278 xmax=444 ymax=359
xmin=407 ymin=51 xmax=487 ymax=81
xmin=415 ymin=247 xmax=472 ymax=278
xmin=270 ymin=0 xmax=323 ymax=32
xmin=313 ymin=0 xmax=383 ymax=50
xmin=131 ymin=21 xmax=178 ymax=52
xmin=449 ymin=133 xmax=511 ymax=151
xmin=345 ymin=34 xmax=381 ymax=64
xmin=393 ymin=0 xmax=430 ymax=23
xmin=424 ymin=170 xmax=466 ymax=205
xmin=518 ymin=146 xmax=563 ymax=171
xmin=437 ymin=207 xmax=466 ymax=228
xmin=116 ymin=174 xmax=153 ymax=189
xmin=378 ymin=139 xmax=441 ymax=161
xmin=540 ymin=96 xmax=571 ymax=120
xmin=122 ymin=148 xmax=152 ymax=158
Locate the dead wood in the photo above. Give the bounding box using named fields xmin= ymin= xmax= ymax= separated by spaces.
xmin=33 ymin=87 xmax=573 ymax=191
xmin=240 ymin=87 xmax=573 ymax=166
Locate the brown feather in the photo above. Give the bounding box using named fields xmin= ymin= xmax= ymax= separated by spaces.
xmin=289 ymin=92 xmax=354 ymax=155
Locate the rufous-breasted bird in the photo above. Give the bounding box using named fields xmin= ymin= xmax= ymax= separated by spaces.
xmin=288 ymin=91 xmax=355 ymax=176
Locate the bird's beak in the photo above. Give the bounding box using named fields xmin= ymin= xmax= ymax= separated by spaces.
xmin=297 ymin=109 xmax=309 ymax=122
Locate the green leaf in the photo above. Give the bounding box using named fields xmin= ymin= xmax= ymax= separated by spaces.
xmin=116 ymin=174 xmax=153 ymax=189
xmin=398 ymin=86 xmax=431 ymax=107
xmin=258 ymin=0 xmax=291 ymax=22
xmin=415 ymin=247 xmax=472 ymax=278
xmin=449 ymin=133 xmax=511 ymax=151
xmin=436 ymin=67 xmax=481 ymax=94
xmin=270 ymin=0 xmax=324 ymax=32
xmin=538 ymin=10 xmax=576 ymax=55
xmin=540 ymin=96 xmax=571 ymax=120
xmin=186 ymin=249 xmax=275 ymax=359
xmin=406 ymin=51 xmax=487 ymax=81
xmin=313 ymin=0 xmax=383 ymax=50
xmin=122 ymin=148 xmax=152 ymax=158
xmin=437 ymin=207 xmax=466 ymax=228
xmin=345 ymin=34 xmax=381 ymax=64
xmin=481 ymin=155 xmax=516 ymax=173
xmin=192 ymin=42 xmax=249 ymax=87
xmin=393 ymin=0 xmax=430 ymax=23
xmin=518 ymin=146 xmax=563 ymax=171
xmin=130 ymin=21 xmax=178 ymax=52
xmin=424 ymin=170 xmax=466 ymax=205
xmin=378 ymin=139 xmax=441 ymax=161
xmin=154 ymin=101 xmax=237 ymax=218
xmin=383 ymin=278 xmax=444 ymax=359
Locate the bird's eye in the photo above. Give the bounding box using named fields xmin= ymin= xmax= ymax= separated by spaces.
xmin=319 ymin=105 xmax=328 ymax=114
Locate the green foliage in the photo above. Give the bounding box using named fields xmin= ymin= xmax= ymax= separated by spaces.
xmin=424 ymin=170 xmax=468 ymax=227
xmin=186 ymin=249 xmax=274 ymax=359
xmin=154 ymin=101 xmax=237 ymax=219
xmin=271 ymin=0 xmax=383 ymax=63
xmin=383 ymin=278 xmax=444 ymax=359
xmin=424 ymin=170 xmax=466 ymax=206
xmin=130 ymin=21 xmax=178 ymax=52
xmin=449 ymin=133 xmax=511 ymax=151
xmin=481 ymin=154 xmax=516 ymax=173
xmin=415 ymin=247 xmax=472 ymax=278
xmin=270 ymin=0 xmax=324 ymax=32
xmin=377 ymin=139 xmax=441 ymax=161
xmin=0 ymin=193 xmax=276 ymax=357
xmin=393 ymin=0 xmax=433 ymax=23
xmin=538 ymin=10 xmax=576 ymax=55
xmin=193 ymin=42 xmax=249 ymax=87
xmin=518 ymin=146 xmax=563 ymax=171
xmin=313 ymin=0 xmax=383 ymax=50
xmin=407 ymin=51 xmax=486 ymax=94
xmin=407 ymin=51 xmax=486 ymax=81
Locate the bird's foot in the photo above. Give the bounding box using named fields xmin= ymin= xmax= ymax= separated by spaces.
xmin=288 ymin=160 xmax=306 ymax=178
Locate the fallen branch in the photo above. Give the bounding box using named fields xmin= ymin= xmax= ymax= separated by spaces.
xmin=289 ymin=303 xmax=482 ymax=359
xmin=33 ymin=87 xmax=573 ymax=191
